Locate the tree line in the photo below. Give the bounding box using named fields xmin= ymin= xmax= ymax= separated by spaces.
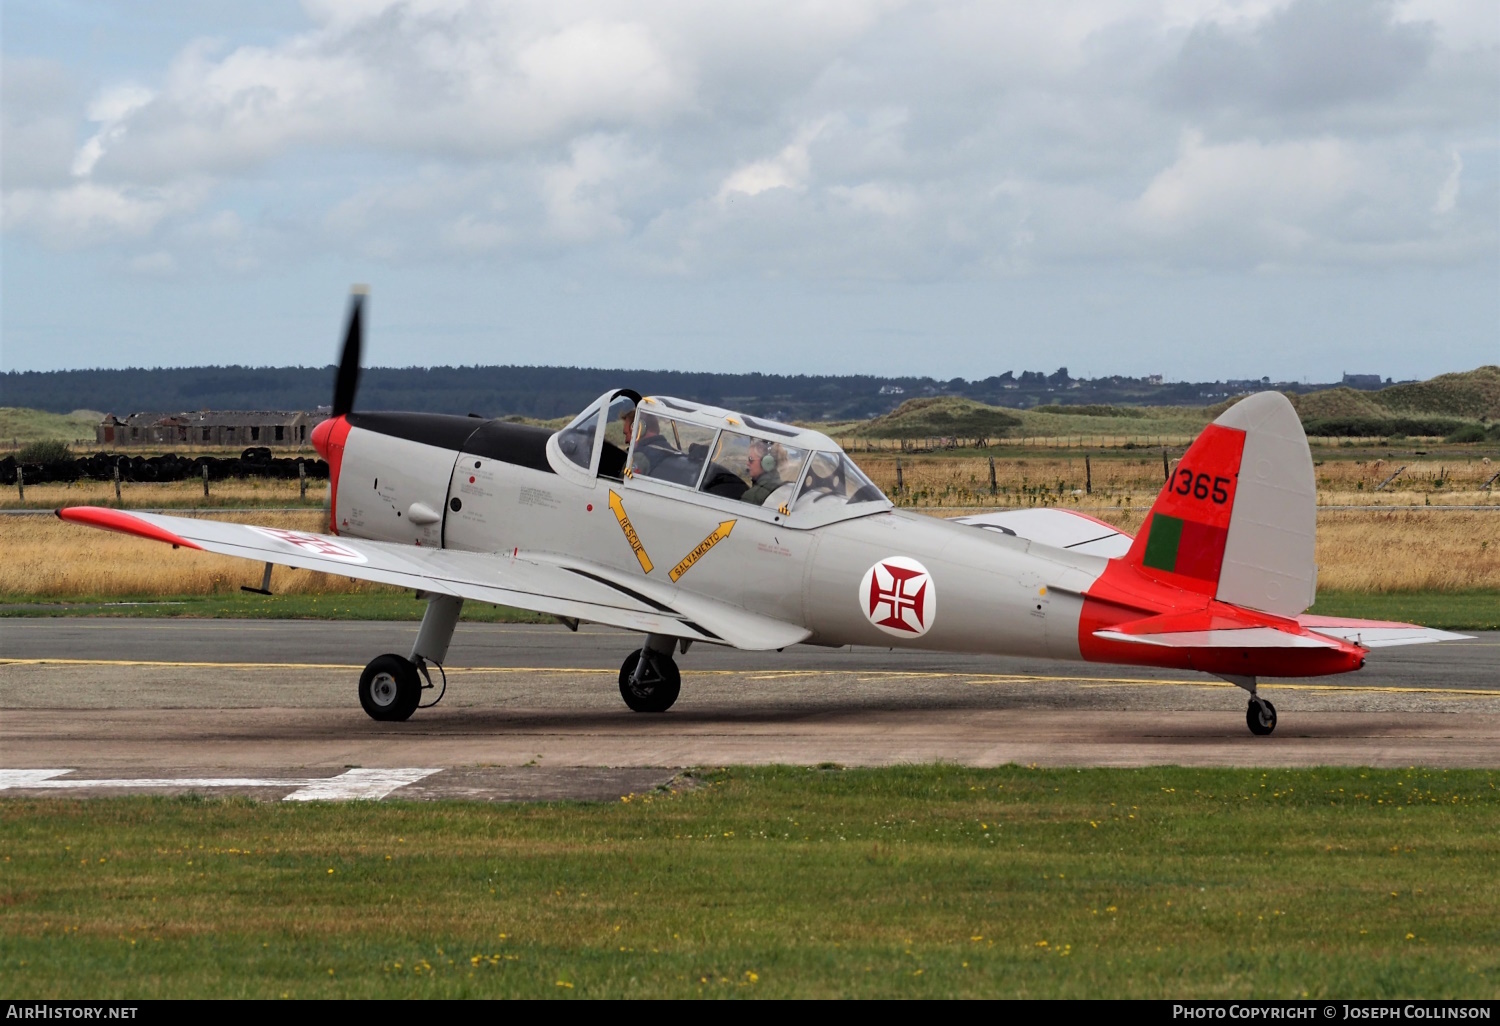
xmin=2 ymin=365 xmax=1334 ymax=422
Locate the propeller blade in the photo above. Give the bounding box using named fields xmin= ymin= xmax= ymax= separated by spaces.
xmin=331 ymin=285 xmax=367 ymax=417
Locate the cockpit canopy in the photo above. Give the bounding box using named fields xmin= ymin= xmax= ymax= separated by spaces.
xmin=550 ymin=391 xmax=890 ymax=525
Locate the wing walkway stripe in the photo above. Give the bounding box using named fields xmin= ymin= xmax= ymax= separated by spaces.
xmin=3 ymin=659 xmax=1494 ymax=697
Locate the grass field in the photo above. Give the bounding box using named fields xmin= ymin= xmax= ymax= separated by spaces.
xmin=0 ymin=408 xmax=103 ymax=449
xmin=6 ymin=502 xmax=1494 ymax=599
xmin=2 ymin=766 xmax=1497 ymax=998
xmin=0 ymin=591 xmax=552 ymax=622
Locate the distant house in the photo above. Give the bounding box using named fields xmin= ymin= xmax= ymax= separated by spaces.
xmin=1341 ymin=373 xmax=1383 ymax=389
xmin=878 ymin=385 xmax=905 ymax=395
xmin=98 ymin=410 xmax=327 ymax=448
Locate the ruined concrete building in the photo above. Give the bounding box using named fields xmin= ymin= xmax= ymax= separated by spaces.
xmin=97 ymin=410 xmax=327 ymax=447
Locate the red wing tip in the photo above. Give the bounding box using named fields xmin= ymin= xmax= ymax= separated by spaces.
xmin=56 ymin=505 xmax=203 ymax=550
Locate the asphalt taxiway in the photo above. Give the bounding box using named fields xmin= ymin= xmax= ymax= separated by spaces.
xmin=2 ymin=619 xmax=1496 ymax=799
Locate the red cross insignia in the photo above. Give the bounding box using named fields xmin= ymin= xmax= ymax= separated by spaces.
xmin=249 ymin=526 xmax=368 ymax=564
xmin=859 ymin=556 xmax=935 ymax=637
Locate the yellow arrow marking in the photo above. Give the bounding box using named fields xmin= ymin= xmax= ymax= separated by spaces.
xmin=607 ymin=489 xmax=653 ymax=573
xmin=669 ymin=520 xmax=736 ymax=582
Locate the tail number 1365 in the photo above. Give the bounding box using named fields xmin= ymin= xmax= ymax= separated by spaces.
xmin=1174 ymin=468 xmax=1232 ymax=505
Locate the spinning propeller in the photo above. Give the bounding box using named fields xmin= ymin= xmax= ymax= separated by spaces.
xmin=332 ymin=285 xmax=368 ymax=417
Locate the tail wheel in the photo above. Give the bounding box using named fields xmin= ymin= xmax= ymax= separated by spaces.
xmin=359 ymin=653 xmax=422 ymax=722
xmin=619 ymin=649 xmax=681 ymax=713
xmin=1246 ymin=697 xmax=1277 ymax=736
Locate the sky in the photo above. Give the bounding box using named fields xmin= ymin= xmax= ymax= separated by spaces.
xmin=2 ymin=0 xmax=1496 ymax=382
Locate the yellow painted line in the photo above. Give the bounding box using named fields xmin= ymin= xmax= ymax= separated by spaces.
xmin=668 ymin=519 xmax=736 ymax=582
xmin=2 ymin=658 xmax=364 ymax=670
xmin=607 ymin=489 xmax=653 ymax=574
xmin=3 ymin=660 xmax=1494 ymax=698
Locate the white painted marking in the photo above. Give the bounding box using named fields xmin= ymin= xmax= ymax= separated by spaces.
xmin=283 ymin=768 xmax=440 ymax=801
xmin=0 ymin=768 xmax=440 ymax=801
xmin=0 ymin=769 xmax=74 ymax=788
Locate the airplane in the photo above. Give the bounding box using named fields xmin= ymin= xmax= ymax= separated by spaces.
xmin=58 ymin=289 xmax=1469 ymax=735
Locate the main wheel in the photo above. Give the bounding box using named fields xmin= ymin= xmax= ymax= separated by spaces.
xmin=619 ymin=649 xmax=681 ymax=713
xmin=359 ymin=654 xmax=422 ymax=722
xmin=1246 ymin=697 xmax=1277 ymax=736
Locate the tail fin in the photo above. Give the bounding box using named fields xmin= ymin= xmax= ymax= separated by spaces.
xmin=1124 ymin=392 xmax=1315 ymax=616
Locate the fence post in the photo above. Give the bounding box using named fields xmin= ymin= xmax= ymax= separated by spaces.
xmin=1085 ymin=454 xmax=1092 ymax=495
xmin=895 ymin=458 xmax=904 ymax=494
xmin=113 ymin=463 xmax=122 ymax=503
xmin=1162 ymin=447 xmax=1170 ymax=483
xmin=988 ymin=456 xmax=997 ymax=496
xmin=202 ymin=463 xmax=210 ymax=498
xmin=16 ymin=466 xmax=23 ymax=502
xmin=299 ymin=460 xmax=307 ymax=499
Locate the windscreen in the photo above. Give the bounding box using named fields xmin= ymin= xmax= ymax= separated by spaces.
xmin=556 ymin=409 xmax=598 ymax=470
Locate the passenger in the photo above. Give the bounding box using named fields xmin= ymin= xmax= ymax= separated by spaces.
xmin=741 ymin=439 xmax=787 ymax=506
xmin=629 ymin=411 xmax=676 ymax=475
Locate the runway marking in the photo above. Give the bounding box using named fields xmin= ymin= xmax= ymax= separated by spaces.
xmin=0 ymin=767 xmax=439 ymax=800
xmin=4 ymin=660 xmax=1495 ymax=697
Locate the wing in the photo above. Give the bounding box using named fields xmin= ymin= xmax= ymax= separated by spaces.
xmin=952 ymin=508 xmax=1133 ymax=558
xmin=57 ymin=506 xmax=809 ymax=651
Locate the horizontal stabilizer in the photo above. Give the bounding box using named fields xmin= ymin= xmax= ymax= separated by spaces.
xmin=1094 ymin=626 xmax=1341 ymax=650
xmin=1095 ymin=606 xmax=1472 ymax=652
xmin=1296 ymin=615 xmax=1473 ymax=649
xmin=1094 ymin=606 xmax=1344 ymax=650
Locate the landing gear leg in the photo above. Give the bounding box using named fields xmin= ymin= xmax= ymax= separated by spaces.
xmin=619 ymin=634 xmax=681 ymax=713
xmin=1218 ymin=674 xmax=1277 ymax=736
xmin=357 ymin=594 xmax=463 ymax=722
xmin=409 ymin=594 xmax=462 ymax=711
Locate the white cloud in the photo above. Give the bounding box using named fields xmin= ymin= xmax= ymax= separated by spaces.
xmin=2 ymin=182 xmax=205 ymax=248
xmin=718 ymin=120 xmax=828 ymax=200
xmin=1433 ymin=149 xmax=1461 ymax=214
xmin=1 ymin=0 xmax=1492 ymax=278
xmin=72 ymin=83 xmax=155 ymax=177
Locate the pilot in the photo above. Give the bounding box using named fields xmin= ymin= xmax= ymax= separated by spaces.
xmin=629 ymin=411 xmax=676 ymax=475
xmin=741 ymin=439 xmax=786 ymax=505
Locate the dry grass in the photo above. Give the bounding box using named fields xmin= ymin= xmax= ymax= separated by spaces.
xmin=2 ymin=478 xmax=327 ymax=510
xmin=1067 ymin=508 xmax=1498 ymax=593
xmin=5 ymin=504 xmax=1495 ymax=597
xmin=0 ymin=511 xmax=389 ymax=598
xmin=854 ymin=454 xmax=1499 ymax=510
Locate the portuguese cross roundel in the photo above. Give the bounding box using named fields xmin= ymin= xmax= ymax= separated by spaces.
xmin=248 ymin=526 xmax=369 ymax=564
xmin=859 ymin=556 xmax=936 ymax=638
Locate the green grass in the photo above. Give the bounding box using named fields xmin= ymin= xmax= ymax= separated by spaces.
xmin=2 ymin=590 xmax=1492 ymax=629
xmin=1306 ymin=591 xmax=1500 ymax=631
xmin=2 ymin=766 xmax=1497 ymax=998
xmin=0 ymin=591 xmax=552 ymax=622
xmin=0 ymin=407 xmax=103 ymax=447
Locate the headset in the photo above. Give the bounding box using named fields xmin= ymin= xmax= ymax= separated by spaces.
xmin=750 ymin=441 xmax=777 ymax=474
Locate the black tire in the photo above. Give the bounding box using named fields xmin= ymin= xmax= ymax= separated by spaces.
xmin=619 ymin=649 xmax=681 ymax=713
xmin=1246 ymin=697 xmax=1277 ymax=736
xmin=359 ymin=653 xmax=422 ymax=722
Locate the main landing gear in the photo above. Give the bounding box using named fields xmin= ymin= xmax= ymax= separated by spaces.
xmin=1220 ymin=674 xmax=1277 ymax=736
xmin=358 ymin=594 xmax=462 ymax=722
xmin=618 ymin=634 xmax=681 ymax=713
